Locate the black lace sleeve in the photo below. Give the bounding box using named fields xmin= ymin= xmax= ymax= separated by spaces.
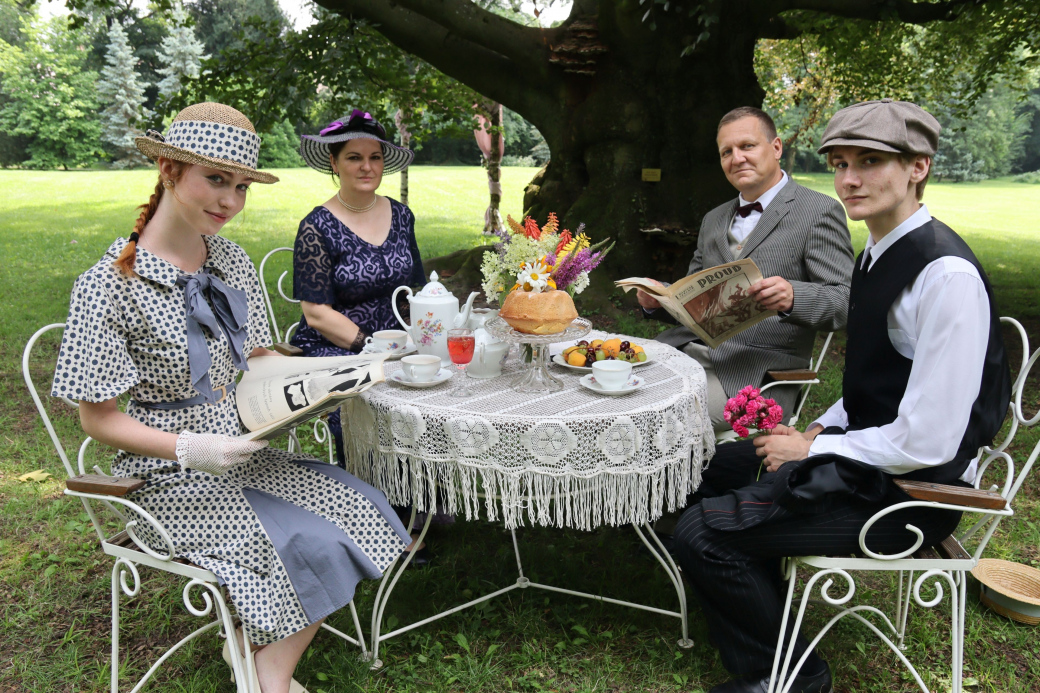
xmin=293 ymin=216 xmax=334 ymax=305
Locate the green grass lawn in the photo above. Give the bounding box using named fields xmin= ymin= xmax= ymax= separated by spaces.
xmin=2 ymin=167 xmax=1039 ymax=692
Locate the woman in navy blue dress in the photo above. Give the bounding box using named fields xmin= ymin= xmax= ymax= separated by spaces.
xmin=292 ymin=110 xmax=424 ymax=466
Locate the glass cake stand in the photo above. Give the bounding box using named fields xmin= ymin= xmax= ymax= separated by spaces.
xmin=484 ymin=316 xmax=592 ymax=392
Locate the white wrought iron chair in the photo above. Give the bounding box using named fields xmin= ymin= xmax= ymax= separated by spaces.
xmin=24 ymin=323 xmax=367 ymax=693
xmin=257 ymin=247 xmax=338 ymax=464
xmin=768 ymin=317 xmax=1037 ymax=693
xmin=715 ymin=331 xmax=834 ymax=443
xmin=258 ymin=246 xmax=301 ymax=347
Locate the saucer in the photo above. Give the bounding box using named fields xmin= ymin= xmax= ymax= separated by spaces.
xmin=389 ymin=368 xmax=453 ymax=388
xmin=362 ymin=343 xmax=417 ymax=360
xmin=578 ymin=373 xmax=644 ymax=396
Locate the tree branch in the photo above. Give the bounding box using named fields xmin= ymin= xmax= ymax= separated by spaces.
xmin=776 ymin=0 xmax=987 ymax=25
xmin=758 ymin=15 xmax=804 ymax=40
xmin=315 ymin=0 xmax=558 ymax=76
xmin=313 ymin=0 xmax=564 ymax=125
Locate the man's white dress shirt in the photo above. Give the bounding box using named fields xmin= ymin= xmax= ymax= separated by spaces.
xmin=731 ymin=171 xmax=788 ymax=246
xmin=808 ymin=205 xmax=991 ymax=483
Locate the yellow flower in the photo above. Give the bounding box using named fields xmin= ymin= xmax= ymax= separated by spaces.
xmin=556 ymin=232 xmax=590 ymax=259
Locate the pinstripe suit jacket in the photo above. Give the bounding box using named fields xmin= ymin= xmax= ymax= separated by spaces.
xmin=656 ymin=178 xmax=854 ymax=415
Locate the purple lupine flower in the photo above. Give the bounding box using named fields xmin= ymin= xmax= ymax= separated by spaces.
xmin=552 ymin=248 xmax=604 ymax=290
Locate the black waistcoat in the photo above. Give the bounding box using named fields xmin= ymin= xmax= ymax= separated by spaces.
xmin=843 ymin=219 xmax=1010 ymax=484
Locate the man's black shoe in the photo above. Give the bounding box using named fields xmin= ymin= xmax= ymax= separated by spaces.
xmin=651 ymin=530 xmax=677 ymax=559
xmin=708 ymin=662 xmax=832 ymax=693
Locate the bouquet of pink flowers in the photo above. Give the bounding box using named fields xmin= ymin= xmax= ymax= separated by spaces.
xmin=723 ymin=386 xmax=784 ymax=438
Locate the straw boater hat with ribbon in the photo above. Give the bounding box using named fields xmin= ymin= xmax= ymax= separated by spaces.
xmin=300 ymin=109 xmax=414 ymax=176
xmin=135 ymin=102 xmax=279 ymax=184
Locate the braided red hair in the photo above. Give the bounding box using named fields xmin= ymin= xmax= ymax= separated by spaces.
xmin=114 ymin=161 xmax=187 ymax=276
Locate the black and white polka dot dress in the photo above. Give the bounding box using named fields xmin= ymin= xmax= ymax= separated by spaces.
xmin=52 ymin=235 xmax=409 ymax=646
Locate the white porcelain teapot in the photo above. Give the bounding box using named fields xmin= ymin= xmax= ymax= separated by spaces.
xmin=392 ymin=272 xmax=479 ymax=366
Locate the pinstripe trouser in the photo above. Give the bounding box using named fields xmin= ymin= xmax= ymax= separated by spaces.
xmin=673 ymin=440 xmax=962 ymax=677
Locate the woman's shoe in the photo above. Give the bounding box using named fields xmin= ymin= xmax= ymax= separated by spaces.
xmin=223 ymin=633 xmax=309 ymax=693
xmin=402 ymin=543 xmax=431 ymax=568
xmin=222 ymin=636 xmax=260 ymax=690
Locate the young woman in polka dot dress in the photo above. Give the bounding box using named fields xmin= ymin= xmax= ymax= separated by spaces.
xmin=51 ymin=103 xmax=409 ymax=693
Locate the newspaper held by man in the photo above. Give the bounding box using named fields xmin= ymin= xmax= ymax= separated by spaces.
xmin=616 ymin=259 xmax=776 ymax=348
xmin=235 ymin=353 xmax=388 ymax=441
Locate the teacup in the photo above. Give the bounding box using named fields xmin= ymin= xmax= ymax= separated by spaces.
xmin=400 ymin=354 xmax=441 ymax=382
xmin=366 ymin=329 xmax=409 ymax=353
xmin=591 ymin=360 xmax=633 ymax=391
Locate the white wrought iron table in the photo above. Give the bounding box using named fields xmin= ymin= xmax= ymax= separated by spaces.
xmin=340 ymin=330 xmax=715 ymax=666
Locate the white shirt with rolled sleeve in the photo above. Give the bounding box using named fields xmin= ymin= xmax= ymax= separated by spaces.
xmin=808 ymin=205 xmax=991 ymax=483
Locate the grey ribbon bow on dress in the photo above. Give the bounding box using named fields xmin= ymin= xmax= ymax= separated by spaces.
xmin=177 ymin=270 xmax=250 ymax=403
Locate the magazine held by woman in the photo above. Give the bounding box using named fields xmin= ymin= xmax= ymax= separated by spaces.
xmin=235 ymin=353 xmax=388 ymax=441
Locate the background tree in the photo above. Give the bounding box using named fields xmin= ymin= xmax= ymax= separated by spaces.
xmin=98 ymin=20 xmax=150 ymax=168
xmin=156 ymin=1 xmax=207 ymax=100
xmin=755 ymin=36 xmax=838 ymax=174
xmin=187 ymin=0 xmax=290 ymax=59
xmin=0 ymin=15 xmax=104 ymax=169
xmin=257 ymin=118 xmax=305 ymax=168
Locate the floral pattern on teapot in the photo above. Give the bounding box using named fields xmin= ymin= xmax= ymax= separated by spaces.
xmin=415 ymin=312 xmax=444 ymax=347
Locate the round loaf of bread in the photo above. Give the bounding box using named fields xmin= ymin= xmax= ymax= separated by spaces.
xmin=499 ymin=289 xmax=578 ymax=335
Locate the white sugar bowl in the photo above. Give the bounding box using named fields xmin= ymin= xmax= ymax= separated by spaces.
xmin=467 ymin=336 xmax=510 ymax=379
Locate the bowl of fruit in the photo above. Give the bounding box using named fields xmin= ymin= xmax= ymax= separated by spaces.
xmin=553 ymin=338 xmax=650 ymax=371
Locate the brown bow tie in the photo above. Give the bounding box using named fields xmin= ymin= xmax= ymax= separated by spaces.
xmin=737 ymin=201 xmax=763 ymax=218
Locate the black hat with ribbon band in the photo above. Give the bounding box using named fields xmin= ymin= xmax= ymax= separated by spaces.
xmin=135 ymin=102 xmax=279 ymax=184
xmin=300 ymin=109 xmax=414 ymax=176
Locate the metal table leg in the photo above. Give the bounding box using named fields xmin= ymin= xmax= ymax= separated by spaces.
xmin=364 ymin=476 xmax=694 ymax=665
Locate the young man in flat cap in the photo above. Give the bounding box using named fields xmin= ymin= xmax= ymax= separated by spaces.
xmin=672 ymin=99 xmax=1011 ymax=693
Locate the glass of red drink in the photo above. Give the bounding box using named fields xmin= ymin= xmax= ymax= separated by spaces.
xmin=447 ymin=328 xmax=476 ymax=397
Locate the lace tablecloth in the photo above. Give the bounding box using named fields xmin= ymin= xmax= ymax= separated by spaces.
xmin=341 ymin=331 xmax=714 ymax=530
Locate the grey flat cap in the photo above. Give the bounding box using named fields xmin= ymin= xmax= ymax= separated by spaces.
xmin=817 ymin=99 xmax=941 ymax=156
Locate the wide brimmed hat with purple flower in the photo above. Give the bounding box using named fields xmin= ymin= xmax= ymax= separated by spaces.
xmin=300 ymin=109 xmax=414 ymax=176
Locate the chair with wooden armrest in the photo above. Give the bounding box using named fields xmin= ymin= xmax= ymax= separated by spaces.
xmin=24 ymin=324 xmax=367 ymax=693
xmin=760 ymin=331 xmax=833 ymax=429
xmin=767 ymin=317 xmax=1036 ymax=693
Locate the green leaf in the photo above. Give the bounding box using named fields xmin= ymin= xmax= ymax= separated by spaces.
xmin=453 ymin=632 xmax=470 ymax=653
xmin=315 ymin=672 xmax=329 ymax=681
xmin=44 ymin=565 xmax=57 ymax=578
xmin=485 ymin=643 xmax=501 ymax=658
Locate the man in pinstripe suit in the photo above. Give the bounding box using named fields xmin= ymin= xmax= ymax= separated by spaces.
xmin=640 ymin=107 xmax=854 ymax=429
xmin=672 ymin=100 xmax=1011 ymax=693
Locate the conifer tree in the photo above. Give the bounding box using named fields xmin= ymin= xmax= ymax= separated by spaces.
xmin=157 ymin=3 xmax=208 ymax=99
xmin=98 ymin=20 xmax=151 ymax=168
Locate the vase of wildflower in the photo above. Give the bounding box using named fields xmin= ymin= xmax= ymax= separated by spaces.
xmin=480 ymin=213 xmax=614 ymax=308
